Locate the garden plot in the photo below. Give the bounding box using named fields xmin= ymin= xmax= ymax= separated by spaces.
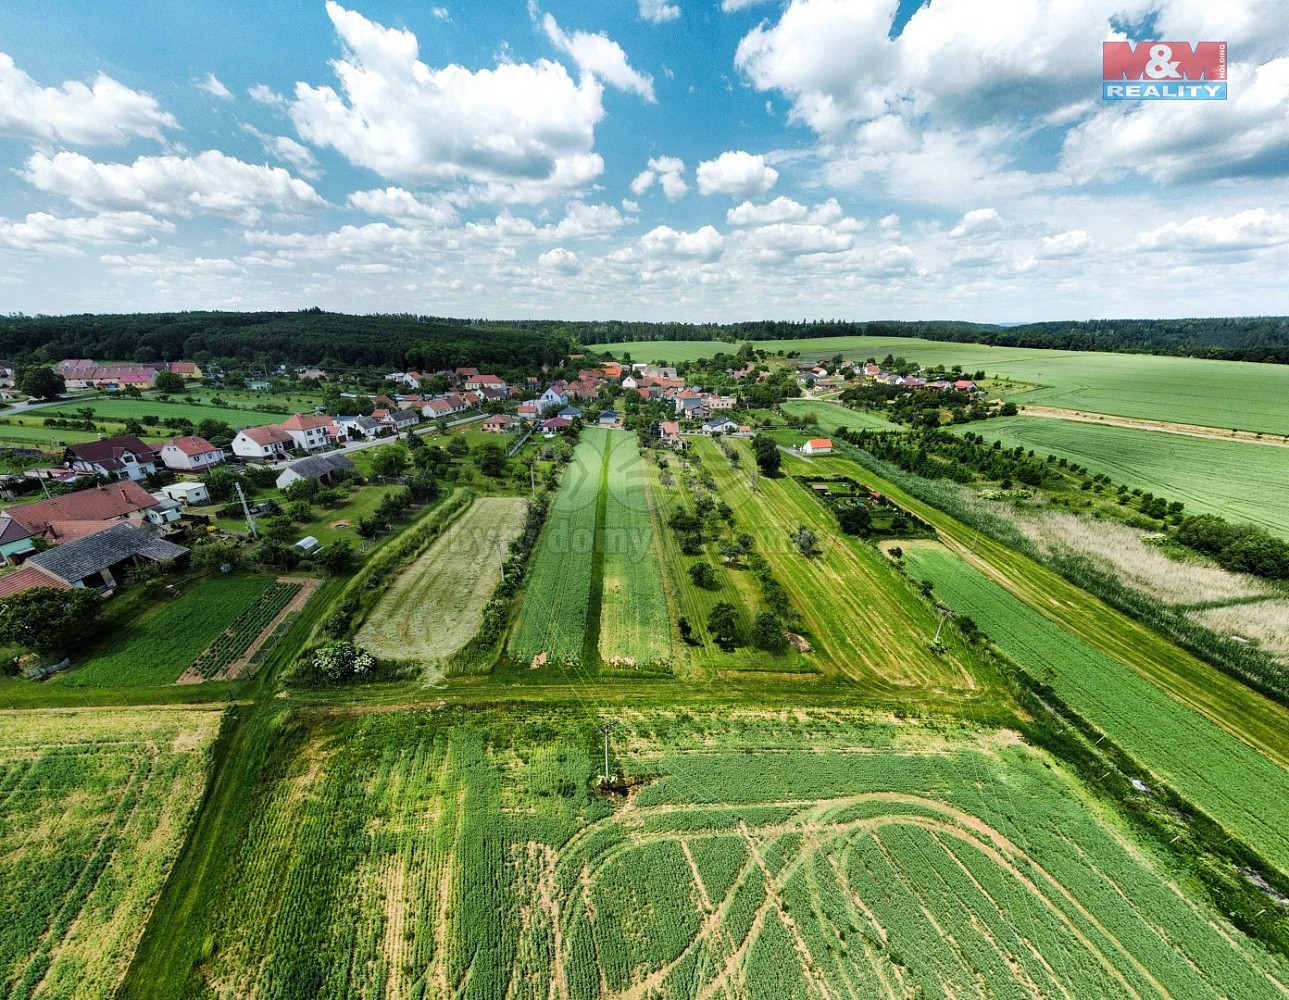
xmin=357 ymin=496 xmax=528 ymax=664
xmin=0 ymin=707 xmax=222 ymax=1000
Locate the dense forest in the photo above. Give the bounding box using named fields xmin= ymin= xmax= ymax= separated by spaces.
xmin=2 ymin=311 xmax=1288 ymax=368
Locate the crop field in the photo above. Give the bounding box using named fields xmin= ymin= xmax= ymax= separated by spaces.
xmin=0 ymin=707 xmax=223 ymax=1000
xmin=700 ymin=438 xmax=981 ymax=695
xmin=779 ymin=399 xmax=895 ymax=433
xmin=170 ymin=708 xmax=1289 ymax=999
xmin=598 ymin=435 xmax=672 ymax=670
xmin=62 ymin=575 xmax=276 ymax=687
xmin=186 ymin=580 xmax=304 ymax=680
xmin=962 ymin=415 xmax=1289 ymax=537
xmin=357 ymin=496 xmax=528 ymax=664
xmin=508 ymin=429 xmax=609 ymax=666
xmin=899 ymin=540 xmax=1289 ymax=872
xmin=593 ymin=336 xmax=1289 ymax=434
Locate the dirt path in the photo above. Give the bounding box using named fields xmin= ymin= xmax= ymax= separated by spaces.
xmin=1020 ymin=405 xmax=1289 ymax=448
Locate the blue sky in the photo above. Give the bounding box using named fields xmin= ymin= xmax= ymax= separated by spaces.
xmin=0 ymin=1 xmax=1286 ymax=322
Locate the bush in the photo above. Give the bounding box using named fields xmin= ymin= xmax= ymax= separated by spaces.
xmin=312 ymin=641 xmax=376 ymax=682
xmin=687 ymin=562 xmax=717 ymax=589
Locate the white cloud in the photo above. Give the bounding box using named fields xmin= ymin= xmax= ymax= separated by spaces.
xmin=540 ymin=12 xmax=656 ymax=101
xmin=948 ymin=208 xmax=1003 ymax=239
xmin=1133 ymin=209 xmax=1289 ymax=253
xmin=0 ymin=52 xmax=175 ymax=145
xmin=248 ymin=83 xmax=286 ymax=107
xmin=696 ymin=150 xmax=778 ymax=198
xmin=465 ymin=202 xmax=628 ymax=242
xmin=346 ymin=187 xmax=459 ymax=226
xmin=621 ymin=198 xmax=641 ymax=212
xmin=639 ymin=224 xmax=724 ymax=260
xmin=288 ymin=3 xmax=607 ymax=202
xmin=727 ymin=196 xmax=807 ymax=226
xmin=630 ymin=155 xmax=688 ymax=200
xmin=539 ymin=247 xmax=580 ymax=272
xmin=722 ymin=0 xmax=773 ymax=10
xmin=23 ymin=150 xmax=327 ymax=223
xmin=242 ymin=124 xmax=323 ymax=179
xmin=195 ymin=73 xmax=233 ymax=100
xmin=0 ymin=211 xmax=173 ymax=253
xmin=1035 ymin=229 xmax=1091 ymax=259
xmin=639 ymin=0 xmax=681 ymax=25
xmin=431 ymin=6 xmax=451 ymax=20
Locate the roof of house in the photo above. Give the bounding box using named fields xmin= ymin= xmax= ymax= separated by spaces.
xmin=659 ymin=421 xmax=681 ymax=435
xmin=280 ymin=453 xmax=355 ymax=480
xmin=239 ymin=425 xmax=293 ymax=446
xmin=5 ymin=480 xmax=157 ymax=533
xmin=541 ymin=417 xmax=572 ymax=429
xmin=704 ymin=417 xmax=737 ymax=428
xmin=806 ymin=438 xmax=833 ymax=449
xmin=389 ymin=409 xmax=418 ymax=424
xmin=280 ymin=413 xmax=332 ymax=431
xmin=0 ymin=516 xmax=33 ymax=545
xmin=165 ymin=435 xmax=218 ymax=457
xmin=348 ymin=415 xmax=381 ymax=430
xmin=484 ymin=414 xmax=513 ymax=425
xmin=471 ymin=374 xmax=505 ymax=384
xmin=954 ymin=379 xmax=977 ymax=389
xmin=599 ymin=410 xmax=619 ymax=419
xmin=28 ymin=522 xmax=188 ymax=585
xmin=0 ymin=565 xmax=68 ymax=598
xmin=66 ymin=435 xmax=157 ymax=470
xmin=168 ymin=362 xmax=199 ymax=374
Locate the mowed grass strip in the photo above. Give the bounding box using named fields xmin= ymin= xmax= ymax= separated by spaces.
xmin=598 ymin=435 xmax=672 ymax=669
xmin=508 ymin=429 xmax=609 ymax=665
xmin=961 ymin=415 xmax=1289 ymax=537
xmin=900 ymin=540 xmax=1289 ymax=873
xmin=357 ymin=496 xmax=528 ymax=663
xmin=592 ymin=336 xmax=1289 ymax=434
xmin=62 ymin=575 xmax=275 ymax=687
xmin=0 ymin=708 xmax=223 ymax=1000
xmin=699 ymin=438 xmax=980 ymax=693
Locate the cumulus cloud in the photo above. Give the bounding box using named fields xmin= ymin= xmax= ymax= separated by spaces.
xmin=1035 ymin=229 xmax=1091 ymax=259
xmin=288 ymin=3 xmax=607 ymax=202
xmin=248 ymin=83 xmax=287 ymax=107
xmin=0 ymin=52 xmax=176 ymax=145
xmin=639 ymin=0 xmax=680 ymax=24
xmin=539 ymin=247 xmax=580 ymax=272
xmin=466 ymin=202 xmax=628 ymax=242
xmin=639 ymin=224 xmax=724 ymax=260
xmin=696 ymin=150 xmax=778 ymax=198
xmin=195 ymin=73 xmax=233 ymax=100
xmin=346 ymin=187 xmax=460 ymax=226
xmin=242 ymin=124 xmax=323 ymax=179
xmin=540 ymin=12 xmax=656 ymax=101
xmin=1133 ymin=208 xmax=1289 ymax=253
xmin=630 ymin=156 xmax=688 ymax=200
xmin=0 ymin=211 xmax=173 ymax=252
xmin=722 ymin=0 xmax=773 ymax=9
xmin=948 ymin=208 xmax=1004 ymax=239
xmin=22 ymin=150 xmax=326 ymax=223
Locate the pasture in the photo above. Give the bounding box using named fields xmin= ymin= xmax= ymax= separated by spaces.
xmin=163 ymin=708 xmax=1289 ymax=999
xmin=899 ymin=540 xmax=1289 ymax=873
xmin=962 ymin=415 xmax=1289 ymax=537
xmin=357 ymin=496 xmax=528 ymax=664
xmin=594 ymin=336 xmax=1289 ymax=434
xmin=0 ymin=707 xmax=223 ymax=1000
xmin=508 ymin=429 xmax=609 ymax=666
xmin=61 ymin=574 xmax=276 ymax=687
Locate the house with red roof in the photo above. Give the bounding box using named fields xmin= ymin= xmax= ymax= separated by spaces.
xmin=231 ymin=424 xmax=293 ymax=461
xmin=954 ymin=379 xmax=978 ymax=392
xmin=159 ymin=435 xmax=225 ymax=472
xmin=464 ymin=374 xmax=506 ymax=391
xmin=657 ymin=420 xmax=686 ymax=450
xmin=279 ymin=413 xmax=334 ymax=452
xmin=802 ymin=438 xmax=833 ymax=455
xmin=2 ymin=480 xmax=161 ymax=547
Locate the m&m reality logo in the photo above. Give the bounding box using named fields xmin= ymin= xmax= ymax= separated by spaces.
xmin=1102 ymin=41 xmax=1227 ymax=100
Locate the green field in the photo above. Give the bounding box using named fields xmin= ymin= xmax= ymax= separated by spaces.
xmin=780 ymin=398 xmax=895 ymax=433
xmin=142 ymin=708 xmax=1289 ymax=999
xmin=508 ymin=429 xmax=608 ymax=666
xmin=961 ymin=415 xmax=1289 ymax=537
xmin=0 ymin=707 xmax=223 ymax=1000
xmin=61 ymin=574 xmax=277 ymax=687
xmin=900 ymin=540 xmax=1289 ymax=872
xmin=594 ymin=336 xmax=1289 ymax=434
xmin=0 ymin=419 xmax=100 ymax=447
xmin=357 ymin=496 xmax=528 ymax=665
xmin=598 ymin=435 xmax=672 ymax=670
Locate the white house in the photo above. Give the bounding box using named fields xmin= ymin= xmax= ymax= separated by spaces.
xmin=279 ymin=413 xmax=333 ymax=452
xmin=334 ymin=415 xmax=384 ymax=440
xmin=160 ymin=481 xmax=210 ymax=505
xmin=802 ymin=438 xmax=834 ymax=455
xmin=538 ymin=386 xmax=568 ymax=407
xmin=145 ymin=493 xmax=185 ymax=526
xmin=231 ymin=425 xmax=293 ymax=461
xmin=704 ymin=393 xmax=736 ymax=411
xmin=702 ymin=417 xmax=740 ymax=435
xmin=160 ymin=435 xmax=225 ymax=472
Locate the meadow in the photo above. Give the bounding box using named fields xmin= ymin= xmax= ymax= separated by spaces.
xmin=143 ymin=707 xmax=1289 ymax=1000
xmin=899 ymin=540 xmax=1289 ymax=873
xmin=61 ymin=574 xmax=276 ymax=687
xmin=962 ymin=415 xmax=1289 ymax=536
xmin=594 ymin=336 xmax=1289 ymax=434
xmin=357 ymin=496 xmax=528 ymax=665
xmin=779 ymin=398 xmax=895 ymax=433
xmin=597 ymin=435 xmax=672 ymax=670
xmin=0 ymin=707 xmax=223 ymax=1000
xmin=508 ymin=429 xmax=609 ymax=666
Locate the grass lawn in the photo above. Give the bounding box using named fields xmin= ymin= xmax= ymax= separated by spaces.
xmin=59 ymin=574 xmax=277 ymax=687
xmin=0 ymin=418 xmax=101 ymax=447
xmin=593 ymin=336 xmax=1289 ymax=434
xmin=39 ymin=395 xmax=309 ymax=431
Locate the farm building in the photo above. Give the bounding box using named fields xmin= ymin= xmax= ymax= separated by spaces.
xmin=294 ymin=535 xmax=321 ymax=555
xmin=3 ymin=522 xmax=188 ymax=595
xmin=159 ymin=436 xmax=225 ymax=472
xmin=598 ymin=411 xmax=621 ymax=427
xmin=64 ymin=436 xmax=159 ymax=481
xmin=275 ymin=453 xmax=355 ymax=490
xmin=2 ymin=480 xmax=162 ymax=546
xmin=802 ymin=438 xmax=834 ymax=455
xmin=160 ymin=481 xmax=210 ymax=505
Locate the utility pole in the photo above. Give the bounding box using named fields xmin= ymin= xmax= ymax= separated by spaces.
xmin=932 ymin=607 xmax=953 ymax=648
xmin=496 ymin=541 xmax=506 ymax=581
xmin=595 ymin=719 xmax=619 ymax=782
xmin=234 ymin=480 xmax=259 ymax=539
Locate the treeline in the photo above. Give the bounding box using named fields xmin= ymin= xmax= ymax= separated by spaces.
xmin=529 ymin=316 xmax=1289 ymax=366
xmin=0 ymin=310 xmax=571 ymax=372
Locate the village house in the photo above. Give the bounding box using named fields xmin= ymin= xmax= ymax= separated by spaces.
xmin=598 ymin=410 xmax=621 ymax=427
xmin=1 ymin=480 xmax=163 ymax=548
xmin=657 ymin=420 xmax=687 ymax=450
xmin=0 ymin=522 xmax=189 ymax=598
xmin=275 ymin=453 xmax=355 ymax=491
xmin=333 ymin=415 xmax=384 ymax=440
xmin=160 ymin=481 xmax=210 ymax=506
xmin=384 ymin=409 xmax=420 ymax=434
xmin=159 ymin=435 xmax=225 ymax=472
xmin=704 ymin=393 xmax=736 ymax=411
xmin=482 ymin=414 xmax=515 ymax=434
xmin=539 ymin=385 xmax=569 ymax=408
xmin=56 ymin=360 xmax=162 ymax=390
xmin=702 ymin=417 xmax=740 ymax=436
xmin=802 ymin=438 xmax=834 ymax=455
xmin=231 ymin=425 xmax=293 ymax=462
xmin=464 ymin=374 xmax=506 ymax=391
xmin=540 ymin=417 xmax=572 ymax=433
xmin=65 ymin=436 xmax=159 ymax=481
xmin=558 ymin=405 xmax=582 ymax=420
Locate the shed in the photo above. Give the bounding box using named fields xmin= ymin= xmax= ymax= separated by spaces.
xmin=294 ymin=535 xmax=321 ymax=555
